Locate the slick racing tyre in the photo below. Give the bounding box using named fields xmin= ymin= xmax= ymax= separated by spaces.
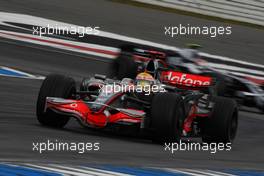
xmin=202 ymin=96 xmax=238 ymax=144
xmin=151 ymin=93 xmax=185 ymax=143
xmin=116 ymin=55 xmax=137 ymax=80
xmin=36 ymin=74 xmax=76 ymax=128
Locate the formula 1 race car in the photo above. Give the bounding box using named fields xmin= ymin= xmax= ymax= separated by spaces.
xmin=36 ymin=71 xmax=238 ymax=143
xmin=115 ymin=45 xmax=264 ymax=113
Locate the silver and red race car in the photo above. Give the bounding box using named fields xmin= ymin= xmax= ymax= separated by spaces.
xmin=36 ymin=71 xmax=238 ymax=143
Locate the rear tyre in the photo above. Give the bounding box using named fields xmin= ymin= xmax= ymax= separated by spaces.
xmin=202 ymin=96 xmax=238 ymax=144
xmin=36 ymin=74 xmax=76 ymax=128
xmin=150 ymin=93 xmax=185 ymax=143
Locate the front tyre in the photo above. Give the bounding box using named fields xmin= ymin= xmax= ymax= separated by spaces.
xmin=150 ymin=93 xmax=185 ymax=143
xmin=36 ymin=74 xmax=76 ymax=128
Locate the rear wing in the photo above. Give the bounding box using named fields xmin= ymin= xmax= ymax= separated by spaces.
xmin=160 ymin=71 xmax=215 ymax=88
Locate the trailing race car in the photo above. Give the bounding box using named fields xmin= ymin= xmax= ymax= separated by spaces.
xmin=36 ymin=71 xmax=238 ymax=143
xmin=115 ymin=45 xmax=264 ymax=113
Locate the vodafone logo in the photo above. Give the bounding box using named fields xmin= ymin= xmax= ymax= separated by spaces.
xmin=162 ymin=71 xmax=211 ymax=87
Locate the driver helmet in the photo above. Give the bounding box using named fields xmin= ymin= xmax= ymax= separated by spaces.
xmin=135 ymin=72 xmax=155 ymax=88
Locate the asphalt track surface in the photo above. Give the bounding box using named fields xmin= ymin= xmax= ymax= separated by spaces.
xmin=0 ymin=0 xmax=264 ymax=170
xmin=0 ymin=0 xmax=263 ymax=65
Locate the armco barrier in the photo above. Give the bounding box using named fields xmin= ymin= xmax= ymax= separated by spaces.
xmin=132 ymin=0 xmax=264 ymax=26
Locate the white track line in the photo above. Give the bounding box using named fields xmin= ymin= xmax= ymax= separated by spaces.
xmin=24 ymin=164 xmax=133 ymax=176
xmin=165 ymin=168 xmax=238 ymax=176
xmin=0 ymin=73 xmax=45 ymax=80
xmin=79 ymin=166 xmax=133 ymax=176
xmin=207 ymin=170 xmax=238 ymax=176
xmin=25 ymin=164 xmax=94 ymax=176
xmin=0 ymin=11 xmax=263 ymax=83
xmin=1 ymin=66 xmax=37 ymax=78
xmin=165 ymin=168 xmax=209 ymax=176
xmin=1 ymin=30 xmax=264 ymax=81
xmin=0 ymin=12 xmax=263 ymax=69
xmin=0 ymin=66 xmax=45 ymax=80
xmin=0 ymin=30 xmax=118 ymax=59
xmin=182 ymin=169 xmax=237 ymax=176
xmin=52 ymin=165 xmax=128 ymax=176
